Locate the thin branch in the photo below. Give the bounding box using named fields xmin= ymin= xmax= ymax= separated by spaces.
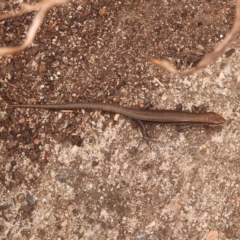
xmin=0 ymin=0 xmax=69 ymax=57
xmin=151 ymin=0 xmax=240 ymax=76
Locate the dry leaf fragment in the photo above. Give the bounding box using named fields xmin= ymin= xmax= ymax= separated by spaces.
xmin=99 ymin=8 xmax=109 ymax=16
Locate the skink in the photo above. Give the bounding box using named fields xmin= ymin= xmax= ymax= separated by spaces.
xmin=8 ymin=102 xmax=226 ymax=125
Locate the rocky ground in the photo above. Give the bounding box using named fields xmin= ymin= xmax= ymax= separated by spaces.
xmin=0 ymin=0 xmax=239 ymax=239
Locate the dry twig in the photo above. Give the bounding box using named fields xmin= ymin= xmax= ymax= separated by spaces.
xmin=0 ymin=0 xmax=68 ymax=56
xmin=151 ymin=0 xmax=240 ymax=76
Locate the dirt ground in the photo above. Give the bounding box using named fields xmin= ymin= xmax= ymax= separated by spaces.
xmin=0 ymin=0 xmax=240 ymax=239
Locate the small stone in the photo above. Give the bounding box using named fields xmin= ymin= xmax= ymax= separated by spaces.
xmin=161 ymin=93 xmax=168 ymax=101
xmin=114 ymin=113 xmax=120 ymax=121
xmin=93 ymin=144 xmax=100 ymax=150
xmin=19 ymin=118 xmax=26 ymax=124
xmin=196 ymin=44 xmax=204 ymax=50
xmin=34 ymin=139 xmax=40 ymax=145
xmin=123 ymin=163 xmax=128 ymax=169
xmin=202 ymin=223 xmax=208 ymax=228
xmin=206 ymin=230 xmax=218 ymax=240
xmin=7 ymin=73 xmax=12 ymax=80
